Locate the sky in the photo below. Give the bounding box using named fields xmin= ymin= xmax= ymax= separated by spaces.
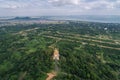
xmin=0 ymin=0 xmax=120 ymax=16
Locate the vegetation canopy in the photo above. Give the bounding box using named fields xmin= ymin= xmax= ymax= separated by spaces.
xmin=0 ymin=21 xmax=120 ymax=80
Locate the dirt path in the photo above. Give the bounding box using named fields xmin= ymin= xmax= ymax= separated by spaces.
xmin=44 ymin=36 xmax=120 ymax=50
xmin=46 ymin=72 xmax=56 ymax=80
xmin=18 ymin=71 xmax=27 ymax=80
xmin=58 ymin=32 xmax=120 ymax=43
xmin=46 ymin=48 xmax=59 ymax=80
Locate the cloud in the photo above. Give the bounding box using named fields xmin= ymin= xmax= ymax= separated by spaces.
xmin=0 ymin=0 xmax=120 ymax=16
xmin=48 ymin=0 xmax=120 ymax=10
xmin=0 ymin=0 xmax=47 ymax=9
xmin=48 ymin=0 xmax=80 ymax=6
xmin=0 ymin=0 xmax=28 ymax=9
xmin=0 ymin=0 xmax=120 ymax=10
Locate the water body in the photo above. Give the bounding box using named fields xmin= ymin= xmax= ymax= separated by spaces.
xmin=50 ymin=15 xmax=120 ymax=23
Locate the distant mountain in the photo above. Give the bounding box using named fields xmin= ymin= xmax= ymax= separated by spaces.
xmin=9 ymin=16 xmax=50 ymax=21
xmin=14 ymin=17 xmax=31 ymax=20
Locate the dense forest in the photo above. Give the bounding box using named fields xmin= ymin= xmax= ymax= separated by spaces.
xmin=0 ymin=21 xmax=120 ymax=80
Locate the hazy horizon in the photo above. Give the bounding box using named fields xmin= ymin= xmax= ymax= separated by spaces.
xmin=1 ymin=15 xmax=120 ymax=23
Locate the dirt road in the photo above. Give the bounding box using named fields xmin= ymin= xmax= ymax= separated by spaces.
xmin=46 ymin=72 xmax=56 ymax=80
xmin=46 ymin=48 xmax=59 ymax=80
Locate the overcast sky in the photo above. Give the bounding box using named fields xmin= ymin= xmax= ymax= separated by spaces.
xmin=0 ymin=0 xmax=120 ymax=16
